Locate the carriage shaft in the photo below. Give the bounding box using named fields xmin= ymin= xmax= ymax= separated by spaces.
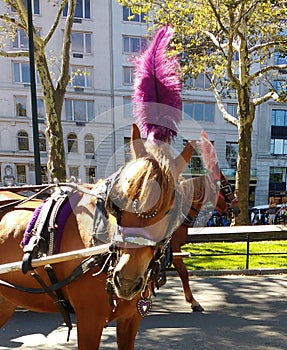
xmin=0 ymin=243 xmax=110 ymax=275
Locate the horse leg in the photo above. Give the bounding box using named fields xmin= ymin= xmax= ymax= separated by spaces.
xmin=75 ymin=307 xmax=106 ymax=350
xmin=0 ymin=295 xmax=16 ymax=328
xmin=172 ymin=256 xmax=204 ymax=312
xmin=116 ymin=314 xmax=142 ymax=350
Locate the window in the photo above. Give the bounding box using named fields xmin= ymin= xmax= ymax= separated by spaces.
xmin=17 ymin=131 xmax=29 ymax=151
xmin=37 ymin=98 xmax=45 ymax=119
xmin=226 ymin=142 xmax=238 ymax=168
xmin=85 ymin=167 xmax=96 ymax=184
xmin=15 ymin=97 xmax=27 ymax=116
xmin=71 ymin=32 xmax=92 ymax=53
xmin=69 ymin=166 xmax=79 ymax=180
xmin=67 ymin=133 xmax=78 ymax=153
xmin=270 ymin=139 xmax=287 ymax=155
xmin=12 ymin=28 xmax=40 ymax=49
xmin=13 ymin=62 xmax=30 ymax=83
xmin=271 ymin=110 xmax=287 ymax=155
xmin=64 ymin=0 xmax=90 ymax=19
xmin=183 ymin=140 xmax=203 ymax=174
xmin=123 ymin=66 xmax=134 ymax=85
xmin=272 ymin=109 xmax=287 ymax=126
xmin=13 ymin=29 xmax=28 ymax=49
xmin=123 ymin=97 xmax=132 ymax=118
xmin=183 ymin=102 xmax=214 ymax=122
xmin=11 ymin=0 xmax=40 ymax=14
xmin=84 ymin=134 xmax=94 ymax=154
xmin=13 ymin=62 xmax=40 ymax=84
xmin=70 ymin=66 xmax=92 ymax=88
xmin=270 ymin=167 xmax=286 ymax=183
xmin=123 ymin=6 xmax=145 ymax=22
xmin=16 ymin=164 xmax=27 ymax=184
xmin=39 ymin=131 xmax=46 ymax=152
xmin=41 ymin=165 xmax=48 ymax=184
xmin=65 ymin=99 xmax=94 ymax=121
xmin=3 ymin=165 xmax=15 ymax=186
xmin=185 ymin=74 xmax=211 ymax=90
xmin=123 ymin=36 xmax=147 ymax=54
xmin=227 ymin=104 xmax=238 ymax=118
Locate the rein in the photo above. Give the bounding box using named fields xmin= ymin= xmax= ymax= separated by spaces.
xmin=0 ymin=182 xmax=98 ymax=213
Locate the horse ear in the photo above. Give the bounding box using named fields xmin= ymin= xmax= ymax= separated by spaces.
xmin=174 ymin=141 xmax=195 ymax=175
xmin=131 ymin=123 xmax=147 ymax=159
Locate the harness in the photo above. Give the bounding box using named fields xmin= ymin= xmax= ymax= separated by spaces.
xmin=0 ymin=183 xmax=107 ymax=340
xmin=0 ymin=172 xmax=182 ymax=333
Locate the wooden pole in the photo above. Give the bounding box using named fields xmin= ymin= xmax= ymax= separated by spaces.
xmin=0 ymin=244 xmax=110 ymax=275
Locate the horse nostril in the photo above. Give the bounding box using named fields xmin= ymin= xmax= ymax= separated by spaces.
xmin=135 ymin=276 xmax=144 ymax=291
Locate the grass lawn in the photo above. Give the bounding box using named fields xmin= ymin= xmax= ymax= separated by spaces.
xmin=181 ymin=241 xmax=287 ymax=270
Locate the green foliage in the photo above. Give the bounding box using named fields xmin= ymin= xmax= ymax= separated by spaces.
xmin=117 ymin=0 xmax=287 ymax=90
xmin=181 ymin=241 xmax=287 ymax=270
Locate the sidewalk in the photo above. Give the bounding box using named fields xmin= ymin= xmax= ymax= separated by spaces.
xmin=1 ymin=274 xmax=287 ymax=349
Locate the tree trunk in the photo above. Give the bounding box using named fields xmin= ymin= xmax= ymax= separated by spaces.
xmin=35 ymin=51 xmax=67 ymax=182
xmin=235 ymin=121 xmax=252 ymax=225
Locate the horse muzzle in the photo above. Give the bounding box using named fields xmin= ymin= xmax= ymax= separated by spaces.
xmin=113 ymin=270 xmax=146 ymax=300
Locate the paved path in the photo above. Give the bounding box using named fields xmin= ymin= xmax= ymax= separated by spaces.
xmin=1 ymin=274 xmax=287 ymax=349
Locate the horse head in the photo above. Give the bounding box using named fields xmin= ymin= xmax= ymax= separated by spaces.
xmin=215 ymin=170 xmax=240 ymax=217
xmin=110 ymin=124 xmax=194 ymax=300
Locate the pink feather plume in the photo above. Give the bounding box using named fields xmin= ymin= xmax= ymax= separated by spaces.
xmin=197 ymin=131 xmax=220 ymax=180
xmin=132 ymin=26 xmax=182 ymax=143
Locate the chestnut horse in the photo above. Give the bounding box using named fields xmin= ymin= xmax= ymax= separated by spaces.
xmin=0 ymin=124 xmax=194 ymax=350
xmin=170 ymin=170 xmax=240 ymax=311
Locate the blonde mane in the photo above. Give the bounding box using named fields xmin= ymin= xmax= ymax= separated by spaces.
xmin=118 ymin=145 xmax=177 ymax=218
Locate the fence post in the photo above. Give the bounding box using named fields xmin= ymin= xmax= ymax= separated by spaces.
xmin=246 ymin=233 xmax=250 ymax=269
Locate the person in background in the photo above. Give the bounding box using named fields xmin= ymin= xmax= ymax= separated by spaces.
xmin=276 ymin=196 xmax=287 ymax=223
xmin=268 ymin=196 xmax=277 ymax=224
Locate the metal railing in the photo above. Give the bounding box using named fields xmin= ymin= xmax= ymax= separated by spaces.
xmin=186 ymin=225 xmax=287 ymax=269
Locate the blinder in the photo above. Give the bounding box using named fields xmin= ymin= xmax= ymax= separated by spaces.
xmin=113 ymin=225 xmax=158 ymax=247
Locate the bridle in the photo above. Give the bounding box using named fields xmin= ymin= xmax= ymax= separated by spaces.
xmin=216 ymin=178 xmax=239 ymax=215
xmin=107 ymin=184 xmax=183 ymax=295
xmin=111 ymin=186 xmax=182 ymax=248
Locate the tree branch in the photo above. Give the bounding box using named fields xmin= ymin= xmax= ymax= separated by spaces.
xmin=56 ymin=0 xmax=76 ymax=92
xmin=43 ymin=0 xmax=69 ymax=45
xmin=206 ymin=0 xmax=228 ymax=34
xmin=249 ymin=64 xmax=287 ymax=83
xmin=210 ymin=78 xmax=239 ymax=127
xmin=252 ymin=91 xmax=279 ymax=106
xmin=249 ymin=39 xmax=287 ymax=54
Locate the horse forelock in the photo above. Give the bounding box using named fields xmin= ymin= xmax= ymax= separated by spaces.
xmin=120 ymin=148 xmax=176 ymax=217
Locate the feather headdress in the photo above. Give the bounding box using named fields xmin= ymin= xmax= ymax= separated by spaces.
xmin=132 ymin=26 xmax=182 ymax=144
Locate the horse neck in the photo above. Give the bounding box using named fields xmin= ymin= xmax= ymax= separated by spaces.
xmin=184 ymin=175 xmax=217 ymax=215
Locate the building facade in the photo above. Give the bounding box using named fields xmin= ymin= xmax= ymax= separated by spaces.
xmin=0 ymin=0 xmax=286 ymax=207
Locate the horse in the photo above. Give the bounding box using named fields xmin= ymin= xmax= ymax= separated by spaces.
xmin=0 ymin=123 xmax=195 ymax=350
xmin=170 ymin=169 xmax=240 ymax=311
